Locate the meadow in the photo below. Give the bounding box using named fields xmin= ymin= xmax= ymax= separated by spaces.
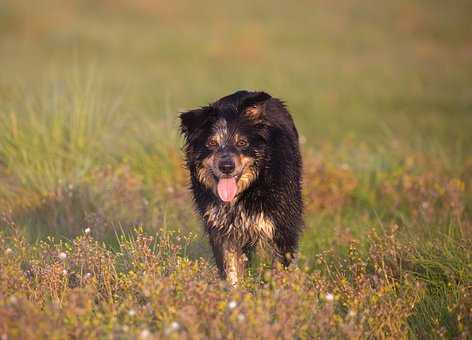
xmin=0 ymin=0 xmax=471 ymax=338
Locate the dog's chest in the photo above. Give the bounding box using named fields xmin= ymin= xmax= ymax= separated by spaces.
xmin=203 ymin=204 xmax=274 ymax=243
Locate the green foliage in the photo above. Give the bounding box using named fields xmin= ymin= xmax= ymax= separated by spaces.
xmin=1 ymin=227 xmax=469 ymax=339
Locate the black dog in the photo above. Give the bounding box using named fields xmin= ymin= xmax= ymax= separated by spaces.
xmin=180 ymin=90 xmax=303 ymax=284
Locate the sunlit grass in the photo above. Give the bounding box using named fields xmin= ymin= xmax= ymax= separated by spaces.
xmin=0 ymin=73 xmax=118 ymax=196
xmin=0 ymin=0 xmax=471 ymax=337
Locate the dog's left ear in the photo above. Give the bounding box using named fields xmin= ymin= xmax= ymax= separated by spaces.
xmin=243 ymin=92 xmax=272 ymax=122
xmin=180 ymin=106 xmax=213 ymax=139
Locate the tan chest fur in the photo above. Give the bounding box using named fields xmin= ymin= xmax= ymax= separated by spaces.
xmin=203 ymin=204 xmax=274 ymax=245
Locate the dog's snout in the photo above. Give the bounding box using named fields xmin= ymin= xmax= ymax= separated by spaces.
xmin=218 ymin=157 xmax=235 ymax=175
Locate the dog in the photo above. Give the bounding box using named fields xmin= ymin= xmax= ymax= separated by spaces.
xmin=180 ymin=90 xmax=303 ymax=284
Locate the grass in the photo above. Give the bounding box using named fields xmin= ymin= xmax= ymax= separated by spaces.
xmin=0 ymin=0 xmax=471 ymax=338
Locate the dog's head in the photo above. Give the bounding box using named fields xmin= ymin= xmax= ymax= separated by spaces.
xmin=180 ymin=90 xmax=275 ymax=203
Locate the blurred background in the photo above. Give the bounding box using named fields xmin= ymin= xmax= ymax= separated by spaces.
xmin=0 ymin=0 xmax=470 ymax=255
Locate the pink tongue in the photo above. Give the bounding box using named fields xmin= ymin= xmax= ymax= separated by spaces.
xmin=217 ymin=177 xmax=237 ymax=202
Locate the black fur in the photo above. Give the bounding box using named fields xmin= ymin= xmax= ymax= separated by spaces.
xmin=180 ymin=90 xmax=303 ymax=283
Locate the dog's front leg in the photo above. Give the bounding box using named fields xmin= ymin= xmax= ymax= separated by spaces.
xmin=222 ymin=244 xmax=243 ymax=285
xmin=209 ymin=234 xmax=245 ymax=285
xmin=272 ymin=231 xmax=298 ymax=267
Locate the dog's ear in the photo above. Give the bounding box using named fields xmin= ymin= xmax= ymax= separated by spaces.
xmin=243 ymin=92 xmax=272 ymax=122
xmin=180 ymin=106 xmax=213 ymax=139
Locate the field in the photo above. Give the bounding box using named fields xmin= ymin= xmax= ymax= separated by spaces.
xmin=0 ymin=0 xmax=471 ymax=338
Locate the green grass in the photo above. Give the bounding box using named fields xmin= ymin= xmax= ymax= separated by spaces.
xmin=0 ymin=0 xmax=471 ymax=338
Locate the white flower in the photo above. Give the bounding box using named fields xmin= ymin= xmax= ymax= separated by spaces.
xmin=237 ymin=314 xmax=245 ymax=322
xmin=84 ymin=227 xmax=91 ymax=235
xmin=228 ymin=300 xmax=237 ymax=310
xmin=5 ymin=248 xmax=13 ymax=255
xmin=139 ymin=329 xmax=150 ymax=339
xmin=164 ymin=321 xmax=180 ymax=335
xmin=325 ymin=293 xmax=334 ymax=301
xmin=128 ymin=309 xmax=136 ymax=317
xmin=58 ymin=252 xmax=67 ymax=260
xmin=84 ymin=272 xmax=92 ymax=279
xmin=62 ymin=269 xmax=68 ymax=276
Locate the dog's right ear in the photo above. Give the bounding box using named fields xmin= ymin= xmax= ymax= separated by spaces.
xmin=243 ymin=92 xmax=272 ymax=122
xmin=179 ymin=106 xmax=213 ymax=140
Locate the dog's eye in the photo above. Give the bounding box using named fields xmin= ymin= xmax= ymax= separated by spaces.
xmin=236 ymin=139 xmax=249 ymax=148
xmin=206 ymin=139 xmax=218 ymax=148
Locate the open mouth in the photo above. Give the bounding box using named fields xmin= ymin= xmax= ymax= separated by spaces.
xmin=216 ymin=176 xmax=239 ymax=202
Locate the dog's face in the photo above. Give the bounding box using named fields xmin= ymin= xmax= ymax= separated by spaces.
xmin=180 ymin=91 xmax=272 ymax=203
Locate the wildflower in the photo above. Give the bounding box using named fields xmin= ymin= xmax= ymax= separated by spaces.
xmin=237 ymin=314 xmax=245 ymax=322
xmin=84 ymin=227 xmax=91 ymax=235
xmin=58 ymin=252 xmax=67 ymax=260
xmin=84 ymin=272 xmax=92 ymax=279
xmin=164 ymin=321 xmax=180 ymax=335
xmin=5 ymin=248 xmax=13 ymax=255
xmin=228 ymin=300 xmax=237 ymax=310
xmin=139 ymin=329 xmax=150 ymax=339
xmin=128 ymin=309 xmax=136 ymax=317
xmin=62 ymin=269 xmax=68 ymax=276
xmin=325 ymin=293 xmax=334 ymax=301
xmin=145 ymin=303 xmax=153 ymax=313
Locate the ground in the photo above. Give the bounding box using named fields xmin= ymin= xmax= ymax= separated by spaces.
xmin=0 ymin=0 xmax=471 ymax=338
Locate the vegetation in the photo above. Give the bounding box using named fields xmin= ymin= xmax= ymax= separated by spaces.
xmin=0 ymin=0 xmax=471 ymax=338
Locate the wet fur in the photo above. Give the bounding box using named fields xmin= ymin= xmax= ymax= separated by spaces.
xmin=180 ymin=90 xmax=303 ymax=284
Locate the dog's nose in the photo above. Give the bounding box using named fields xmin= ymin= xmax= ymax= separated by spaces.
xmin=218 ymin=158 xmax=235 ymax=175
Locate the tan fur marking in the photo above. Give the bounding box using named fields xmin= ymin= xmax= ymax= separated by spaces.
xmin=245 ymin=104 xmax=264 ymax=121
xmin=224 ymin=248 xmax=239 ymax=285
xmin=197 ymin=155 xmax=215 ymax=190
xmin=255 ymin=212 xmax=275 ymax=240
xmin=238 ymin=155 xmax=257 ymax=193
xmin=203 ymin=205 xmax=275 ymax=246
